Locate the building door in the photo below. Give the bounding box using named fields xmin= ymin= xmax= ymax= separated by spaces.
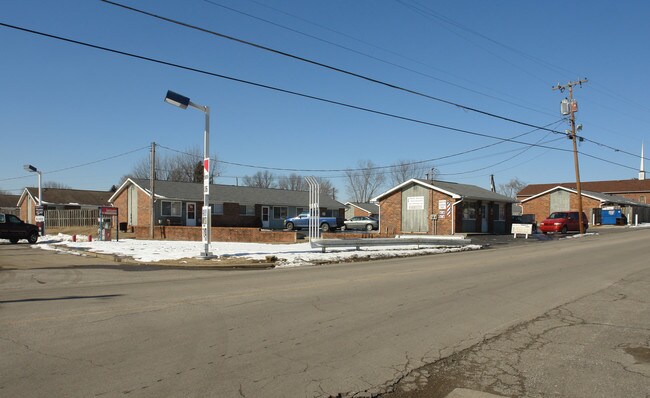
xmin=481 ymin=204 xmax=488 ymax=233
xmin=262 ymin=206 xmax=270 ymax=229
xmin=186 ymin=203 xmax=196 ymax=226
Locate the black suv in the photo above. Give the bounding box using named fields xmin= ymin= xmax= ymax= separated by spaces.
xmin=0 ymin=213 xmax=39 ymax=244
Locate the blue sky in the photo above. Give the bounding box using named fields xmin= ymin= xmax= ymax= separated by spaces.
xmin=2 ymin=0 xmax=648 ymax=200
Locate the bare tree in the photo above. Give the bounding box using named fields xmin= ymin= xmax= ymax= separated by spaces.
xmin=345 ymin=160 xmax=385 ymax=203
xmin=243 ymin=171 xmax=276 ymax=188
xmin=42 ymin=181 xmax=71 ymax=189
xmin=124 ymin=146 xmax=219 ymax=184
xmin=314 ymin=177 xmax=336 ymax=199
xmin=278 ymin=173 xmax=306 ymax=191
xmin=498 ymin=177 xmax=527 ymax=198
xmin=389 ymin=160 xmax=436 ymax=186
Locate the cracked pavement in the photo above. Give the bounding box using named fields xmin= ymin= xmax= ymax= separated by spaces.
xmin=381 ymin=268 xmax=650 ymax=398
xmin=1 ymin=228 xmax=649 ymax=397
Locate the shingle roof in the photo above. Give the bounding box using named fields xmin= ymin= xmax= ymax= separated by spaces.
xmin=522 ymin=186 xmax=649 ymax=207
xmin=124 ymin=179 xmax=344 ymax=209
xmin=517 ymin=179 xmax=650 ymax=197
xmin=345 ymin=202 xmax=379 ymax=214
xmin=0 ymin=194 xmax=20 ymax=208
xmin=372 ymin=179 xmax=518 ymax=203
xmin=24 ymin=187 xmax=112 ymax=206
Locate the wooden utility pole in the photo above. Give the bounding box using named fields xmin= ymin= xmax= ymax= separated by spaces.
xmin=150 ymin=142 xmax=156 ymax=239
xmin=553 ymin=78 xmax=588 ymax=234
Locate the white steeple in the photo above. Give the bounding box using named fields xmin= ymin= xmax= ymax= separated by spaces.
xmin=640 ymin=142 xmax=646 ymax=180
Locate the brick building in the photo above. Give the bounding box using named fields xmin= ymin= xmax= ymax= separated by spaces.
xmin=344 ymin=202 xmax=379 ymax=219
xmin=517 ymin=179 xmax=650 ymax=205
xmin=371 ymin=179 xmax=517 ymax=236
xmin=110 ymin=178 xmax=344 ymax=230
xmin=520 ymin=185 xmax=650 ymax=225
xmin=17 ymin=187 xmax=112 ymax=224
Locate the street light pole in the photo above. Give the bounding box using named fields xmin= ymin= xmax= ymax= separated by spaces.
xmin=164 ymin=90 xmax=213 ymax=258
xmin=23 ymin=164 xmax=44 ymax=236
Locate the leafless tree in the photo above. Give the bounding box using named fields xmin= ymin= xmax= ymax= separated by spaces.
xmin=345 ymin=160 xmax=385 ymax=203
xmin=124 ymin=146 xmax=219 ymax=184
xmin=278 ymin=173 xmax=306 ymax=191
xmin=243 ymin=171 xmax=276 ymax=188
xmin=498 ymin=177 xmax=527 ymax=198
xmin=389 ymin=160 xmax=436 ymax=186
xmin=42 ymin=181 xmax=71 ymax=189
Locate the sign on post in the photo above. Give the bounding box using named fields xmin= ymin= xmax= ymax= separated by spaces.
xmin=511 ymin=223 xmax=533 ymax=239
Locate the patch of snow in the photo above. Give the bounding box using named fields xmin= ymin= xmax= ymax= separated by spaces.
xmin=30 ymin=234 xmax=482 ymax=266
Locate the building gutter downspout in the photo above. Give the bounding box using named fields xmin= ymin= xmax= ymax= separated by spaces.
xmin=452 ymin=197 xmax=463 ymax=235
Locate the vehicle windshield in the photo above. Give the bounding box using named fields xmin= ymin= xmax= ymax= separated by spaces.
xmin=548 ymin=212 xmax=568 ymax=219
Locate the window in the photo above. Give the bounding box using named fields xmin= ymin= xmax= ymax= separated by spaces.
xmin=273 ymin=206 xmax=287 ymax=220
xmin=296 ymin=207 xmax=306 ymax=215
xmin=462 ymin=202 xmax=477 ymax=220
xmin=640 ymin=195 xmax=646 ymax=204
xmin=212 ymin=204 xmax=224 ymax=215
xmin=161 ymin=201 xmax=182 ymax=217
xmin=239 ymin=205 xmax=247 ymax=215
xmin=498 ymin=204 xmax=505 ymax=221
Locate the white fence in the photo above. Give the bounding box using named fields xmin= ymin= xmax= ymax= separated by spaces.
xmin=45 ymin=209 xmax=99 ymax=228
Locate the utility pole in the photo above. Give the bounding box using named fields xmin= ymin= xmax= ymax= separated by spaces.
xmin=150 ymin=142 xmax=156 ymax=239
xmin=553 ymin=78 xmax=588 ymax=234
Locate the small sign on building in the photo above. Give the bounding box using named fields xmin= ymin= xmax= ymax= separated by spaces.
xmin=407 ymin=196 xmax=425 ymax=210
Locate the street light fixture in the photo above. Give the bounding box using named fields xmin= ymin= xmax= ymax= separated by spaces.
xmin=23 ymin=164 xmax=45 ymax=236
xmin=164 ymin=90 xmax=213 ymax=258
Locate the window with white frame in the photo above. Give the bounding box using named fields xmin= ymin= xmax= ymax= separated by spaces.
xmin=273 ymin=206 xmax=287 ymax=219
xmin=161 ymin=201 xmax=182 ymax=217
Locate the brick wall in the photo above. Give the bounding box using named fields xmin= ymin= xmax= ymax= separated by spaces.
xmin=379 ymin=190 xmax=402 ymax=235
xmin=522 ymin=192 xmax=600 ymax=224
xmin=134 ymin=226 xmax=297 ymax=243
xmin=428 ymin=190 xmax=454 ymax=235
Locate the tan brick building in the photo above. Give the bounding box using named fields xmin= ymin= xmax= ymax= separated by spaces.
xmin=371 ymin=179 xmax=517 ymax=236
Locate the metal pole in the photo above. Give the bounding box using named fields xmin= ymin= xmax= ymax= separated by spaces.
xmin=202 ymin=105 xmax=211 ymax=257
xmin=150 ymin=142 xmax=155 ymax=239
xmin=37 ymin=170 xmax=44 ymax=236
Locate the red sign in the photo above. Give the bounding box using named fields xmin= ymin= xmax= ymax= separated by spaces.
xmin=204 ymin=158 xmax=209 ymax=173
xmin=100 ymin=207 xmax=118 ymax=216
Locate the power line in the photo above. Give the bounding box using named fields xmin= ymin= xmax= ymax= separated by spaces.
xmin=0 ymin=145 xmax=149 ymax=182
xmin=0 ymin=22 xmax=572 ymax=150
xmin=199 ymin=0 xmax=557 ymax=118
xmin=100 ymin=0 xmax=566 ymax=135
xmin=2 ymin=21 xmax=645 ymax=167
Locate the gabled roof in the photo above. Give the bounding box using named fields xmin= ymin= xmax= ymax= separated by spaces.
xmin=345 ymin=202 xmax=379 ymax=214
xmin=111 ymin=178 xmax=345 ymax=209
xmin=521 ymin=185 xmax=650 ymax=207
xmin=517 ymin=179 xmax=650 ymax=198
xmin=18 ymin=187 xmax=112 ymax=207
xmin=0 ymin=194 xmax=20 ymax=208
xmin=371 ymin=179 xmax=518 ymax=203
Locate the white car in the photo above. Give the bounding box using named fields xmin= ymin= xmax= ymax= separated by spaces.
xmin=341 ymin=216 xmax=378 ymax=231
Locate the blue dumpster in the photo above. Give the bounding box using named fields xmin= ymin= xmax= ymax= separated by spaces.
xmin=601 ymin=209 xmax=621 ymax=225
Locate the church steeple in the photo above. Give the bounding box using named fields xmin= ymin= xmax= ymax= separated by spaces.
xmin=641 ymin=142 xmax=646 ymax=180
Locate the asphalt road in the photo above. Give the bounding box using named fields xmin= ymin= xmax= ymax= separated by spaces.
xmin=1 ymin=228 xmax=648 ymax=397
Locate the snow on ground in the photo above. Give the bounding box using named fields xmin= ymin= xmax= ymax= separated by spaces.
xmin=25 ymin=234 xmax=482 ymax=267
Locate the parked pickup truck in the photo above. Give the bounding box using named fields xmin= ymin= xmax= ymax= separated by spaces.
xmin=284 ymin=212 xmax=342 ymax=232
xmin=0 ymin=213 xmax=40 ymax=244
